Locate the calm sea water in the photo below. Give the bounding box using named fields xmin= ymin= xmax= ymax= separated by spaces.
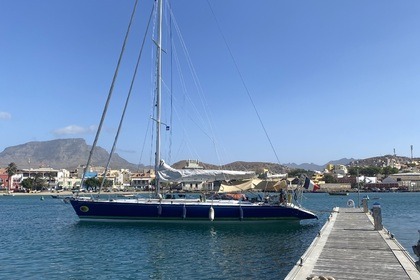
xmin=0 ymin=192 xmax=418 ymax=279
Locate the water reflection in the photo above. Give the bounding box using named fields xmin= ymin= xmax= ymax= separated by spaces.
xmin=66 ymin=219 xmax=320 ymax=279
xmin=7 ymin=193 xmax=419 ymax=279
xmin=72 ymin=218 xmax=317 ymax=234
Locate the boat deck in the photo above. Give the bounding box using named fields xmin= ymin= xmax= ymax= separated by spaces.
xmin=285 ymin=207 xmax=420 ymax=280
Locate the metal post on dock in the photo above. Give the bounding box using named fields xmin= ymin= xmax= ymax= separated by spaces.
xmin=372 ymin=202 xmax=383 ymax=230
xmin=362 ymin=197 xmax=368 ymax=213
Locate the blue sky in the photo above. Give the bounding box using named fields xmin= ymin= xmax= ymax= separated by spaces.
xmin=1 ymin=0 xmax=420 ymax=167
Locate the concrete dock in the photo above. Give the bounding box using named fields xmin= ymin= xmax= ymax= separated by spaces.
xmin=285 ymin=207 xmax=420 ymax=280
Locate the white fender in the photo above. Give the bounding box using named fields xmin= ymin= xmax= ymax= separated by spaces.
xmin=209 ymin=206 xmax=215 ymax=221
xmin=182 ymin=204 xmax=187 ymax=219
xmin=239 ymin=205 xmax=243 ymax=221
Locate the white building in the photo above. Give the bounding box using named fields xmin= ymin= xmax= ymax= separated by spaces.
xmin=334 ymin=165 xmax=348 ymax=176
xmin=131 ymin=169 xmax=155 ymax=190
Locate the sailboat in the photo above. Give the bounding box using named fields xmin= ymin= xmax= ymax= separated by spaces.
xmin=69 ymin=0 xmax=317 ymax=222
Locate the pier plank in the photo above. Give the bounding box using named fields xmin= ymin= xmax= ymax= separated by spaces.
xmin=285 ymin=207 xmax=420 ymax=280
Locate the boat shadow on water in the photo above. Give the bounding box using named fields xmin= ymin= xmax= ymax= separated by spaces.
xmin=72 ymin=219 xmax=319 ymax=235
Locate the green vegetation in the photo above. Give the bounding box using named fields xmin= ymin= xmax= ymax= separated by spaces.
xmin=5 ymin=162 xmax=17 ymax=190
xmin=288 ymin=169 xmax=314 ymax=179
xmin=83 ymin=177 xmax=113 ymax=192
xmin=323 ymin=173 xmax=337 ymax=183
xmin=21 ymin=174 xmax=47 ymax=191
xmin=348 ymin=166 xmax=399 ymax=177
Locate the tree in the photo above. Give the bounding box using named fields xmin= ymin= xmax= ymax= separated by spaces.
xmin=363 ymin=166 xmax=381 ymax=177
xmin=33 ymin=173 xmax=47 ymax=191
xmin=6 ymin=162 xmax=18 ymax=190
xmin=21 ymin=178 xmax=35 ymax=191
xmin=82 ymin=177 xmax=113 ymax=192
xmin=45 ymin=172 xmax=55 ymax=189
xmin=21 ymin=176 xmax=46 ymax=191
xmin=381 ymin=166 xmax=399 ymax=176
xmin=288 ymin=169 xmax=313 ymax=178
xmin=99 ymin=177 xmax=113 ymax=190
xmin=347 ymin=167 xmax=359 ymax=176
xmin=84 ymin=177 xmax=100 ymax=191
xmin=324 ymin=173 xmax=337 ymax=183
xmin=348 ymin=166 xmax=381 ymax=177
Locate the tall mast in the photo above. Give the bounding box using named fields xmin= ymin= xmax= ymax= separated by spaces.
xmin=155 ymin=0 xmax=163 ymax=196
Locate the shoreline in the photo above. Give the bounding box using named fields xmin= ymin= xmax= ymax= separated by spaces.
xmin=2 ymin=189 xmax=419 ymax=197
xmin=1 ymin=191 xmax=153 ymax=197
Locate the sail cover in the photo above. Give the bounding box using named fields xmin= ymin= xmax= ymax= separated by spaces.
xmin=158 ymin=160 xmax=255 ymax=182
xmin=218 ymin=178 xmax=288 ymax=192
xmin=218 ymin=180 xmax=255 ymax=192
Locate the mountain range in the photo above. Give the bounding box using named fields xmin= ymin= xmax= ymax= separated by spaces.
xmin=0 ymin=138 xmax=140 ymax=171
xmin=284 ymin=158 xmax=355 ymax=171
xmin=0 ymin=138 xmax=354 ymax=171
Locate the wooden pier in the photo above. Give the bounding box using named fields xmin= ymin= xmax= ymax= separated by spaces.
xmin=285 ymin=207 xmax=420 ymax=280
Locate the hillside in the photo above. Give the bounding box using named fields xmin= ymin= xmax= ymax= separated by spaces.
xmin=1 ymin=138 xmax=411 ymax=173
xmin=0 ymin=139 xmax=291 ymax=173
xmin=172 ymin=160 xmax=289 ymax=174
xmin=0 ymin=138 xmax=140 ymax=171
xmin=348 ymin=155 xmax=415 ymax=167
xmin=285 ymin=158 xmax=355 ymax=171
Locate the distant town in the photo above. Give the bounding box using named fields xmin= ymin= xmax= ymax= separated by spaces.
xmin=1 ymin=155 xmax=420 ymax=194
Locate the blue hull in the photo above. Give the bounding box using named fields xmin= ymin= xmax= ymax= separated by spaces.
xmin=70 ymin=199 xmax=317 ymax=222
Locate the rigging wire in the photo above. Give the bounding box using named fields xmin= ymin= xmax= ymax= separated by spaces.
xmin=166 ymin=5 xmax=227 ymax=168
xmin=137 ymin=116 xmax=152 ymax=171
xmin=158 ymin=86 xmax=208 ymax=161
xmin=205 ymin=0 xmax=282 ymax=166
xmin=168 ymin=0 xmax=174 ymax=165
xmin=98 ymin=2 xmax=155 ymax=194
xmin=79 ymin=0 xmax=139 ymax=196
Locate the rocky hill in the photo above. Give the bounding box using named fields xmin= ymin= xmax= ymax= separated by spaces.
xmin=285 ymin=158 xmax=355 ymax=171
xmin=0 ymin=138 xmax=140 ymax=171
xmin=2 ymin=138 xmax=412 ymax=173
xmin=0 ymin=139 xmax=291 ymax=173
xmin=172 ymin=160 xmax=289 ymax=174
xmin=348 ymin=155 xmax=415 ymax=167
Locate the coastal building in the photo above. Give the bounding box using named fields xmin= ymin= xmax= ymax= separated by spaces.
xmin=183 ymin=160 xmax=204 ymax=169
xmin=386 ymin=173 xmax=420 ymax=191
xmin=8 ymin=167 xmax=77 ymax=191
xmin=324 ymin=164 xmax=348 ymax=175
xmin=180 ymin=160 xmax=208 ymax=191
xmin=326 ymin=164 xmax=334 ymax=172
xmin=356 ymin=176 xmax=377 ymax=184
xmin=131 ymin=169 xmax=155 ymax=190
xmin=103 ymin=170 xmax=119 ymax=189
xmin=0 ymin=169 xmax=22 ymax=190
xmin=0 ymin=168 xmax=8 ymax=189
xmin=55 ymin=169 xmax=72 ymax=189
xmin=74 ymin=165 xmax=105 ymax=179
xmin=60 ymin=177 xmax=81 ymax=190
xmin=386 ymin=157 xmax=402 ymax=169
xmin=333 ymin=164 xmax=348 ymax=175
xmin=336 ymin=176 xmax=356 ymax=185
xmin=20 ymin=167 xmax=66 ymax=189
